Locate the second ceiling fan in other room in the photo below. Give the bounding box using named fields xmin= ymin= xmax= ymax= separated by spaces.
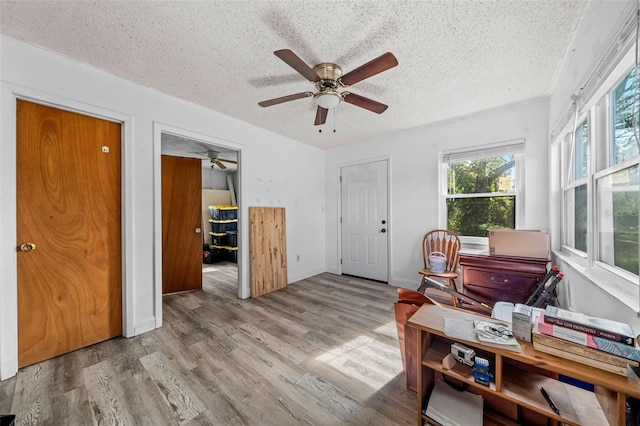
xmin=258 ymin=49 xmax=398 ymax=125
xmin=206 ymin=151 xmax=237 ymax=170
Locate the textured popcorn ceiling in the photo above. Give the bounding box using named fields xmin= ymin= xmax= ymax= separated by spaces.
xmin=0 ymin=1 xmax=588 ymax=149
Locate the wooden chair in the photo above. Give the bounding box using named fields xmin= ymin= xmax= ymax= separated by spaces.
xmin=419 ymin=229 xmax=461 ymax=307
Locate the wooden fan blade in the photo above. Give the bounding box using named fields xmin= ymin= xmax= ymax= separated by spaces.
xmin=314 ymin=106 xmax=328 ymax=125
xmin=218 ymin=158 xmax=237 ymax=164
xmin=274 ymin=49 xmax=320 ymax=82
xmin=343 ymin=93 xmax=388 ymax=114
xmin=214 ymin=160 xmax=227 ymax=170
xmin=258 ymin=92 xmax=313 ymax=107
xmin=340 ymin=52 xmax=398 ymax=86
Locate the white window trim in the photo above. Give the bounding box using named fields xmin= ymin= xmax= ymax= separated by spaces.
xmin=439 ymin=139 xmax=525 ymax=246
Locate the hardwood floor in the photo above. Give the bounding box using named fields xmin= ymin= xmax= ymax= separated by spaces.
xmin=1 ymin=263 xmax=416 ymax=425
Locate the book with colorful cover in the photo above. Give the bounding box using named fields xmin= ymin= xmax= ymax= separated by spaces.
xmin=536 ymin=314 xmax=640 ymax=365
xmin=544 ymin=306 xmax=636 ymax=346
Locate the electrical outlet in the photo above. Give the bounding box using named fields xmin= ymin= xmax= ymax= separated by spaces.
xmin=296 ymin=255 xmax=300 ymax=261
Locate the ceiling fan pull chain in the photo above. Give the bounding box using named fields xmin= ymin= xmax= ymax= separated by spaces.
xmin=333 ymin=108 xmax=336 ymax=133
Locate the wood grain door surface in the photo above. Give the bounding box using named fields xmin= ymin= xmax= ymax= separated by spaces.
xmin=249 ymin=207 xmax=287 ymax=297
xmin=161 ymin=155 xmax=203 ymax=294
xmin=16 ymin=100 xmax=122 ymax=367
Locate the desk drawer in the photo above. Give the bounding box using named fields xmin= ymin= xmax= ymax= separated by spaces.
xmin=463 ymin=268 xmax=537 ymax=306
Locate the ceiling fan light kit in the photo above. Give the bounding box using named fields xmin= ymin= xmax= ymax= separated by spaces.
xmin=258 ymin=49 xmax=398 ymax=126
xmin=315 ymin=91 xmax=342 ymax=109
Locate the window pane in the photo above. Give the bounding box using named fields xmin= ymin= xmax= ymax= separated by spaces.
xmin=612 ymin=67 xmax=640 ymax=164
xmin=447 ymin=196 xmax=515 ymax=237
xmin=597 ymin=165 xmax=639 ymax=275
xmin=447 ymin=155 xmax=515 ymax=195
xmin=574 ymin=120 xmax=588 ymax=181
xmin=564 ymin=184 xmax=588 ymax=252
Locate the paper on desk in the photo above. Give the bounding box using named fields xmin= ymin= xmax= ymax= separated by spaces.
xmin=444 ymin=317 xmax=522 ymax=352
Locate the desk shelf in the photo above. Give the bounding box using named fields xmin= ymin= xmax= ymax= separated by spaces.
xmin=409 ymin=304 xmax=640 ymax=425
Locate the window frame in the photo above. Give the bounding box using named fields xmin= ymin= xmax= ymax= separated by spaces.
xmin=552 ymin=46 xmax=639 ymax=296
xmin=439 ymin=140 xmax=525 ymax=246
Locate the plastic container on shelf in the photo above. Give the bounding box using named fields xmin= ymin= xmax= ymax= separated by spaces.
xmin=209 ymin=205 xmax=238 ymax=221
xmin=209 ymin=219 xmax=237 ymax=233
xmin=226 ymin=231 xmax=237 ymax=247
xmin=208 ymin=232 xmax=227 ymax=246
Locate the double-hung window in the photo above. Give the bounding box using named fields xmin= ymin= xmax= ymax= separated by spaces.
xmin=563 ymin=120 xmax=589 ymax=253
xmin=554 ymin=50 xmax=639 ymax=287
xmin=598 ymin=66 xmax=639 ymax=276
xmin=441 ymin=141 xmax=524 ymax=243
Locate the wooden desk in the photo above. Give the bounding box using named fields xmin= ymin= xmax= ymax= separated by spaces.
xmin=460 ymin=253 xmax=549 ymax=311
xmin=407 ymin=304 xmax=640 ymax=425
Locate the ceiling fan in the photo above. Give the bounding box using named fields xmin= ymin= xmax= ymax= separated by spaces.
xmin=194 ymin=150 xmax=237 ymax=170
xmin=258 ymin=49 xmax=398 ymax=125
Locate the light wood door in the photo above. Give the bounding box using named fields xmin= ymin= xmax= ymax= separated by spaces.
xmin=340 ymin=160 xmax=388 ymax=282
xmin=17 ymin=100 xmax=122 ymax=367
xmin=161 ymin=155 xmax=203 ymax=294
xmin=249 ymin=207 xmax=287 ymax=297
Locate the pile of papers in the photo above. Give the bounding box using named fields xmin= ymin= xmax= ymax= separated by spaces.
xmin=424 ymin=380 xmax=483 ymax=425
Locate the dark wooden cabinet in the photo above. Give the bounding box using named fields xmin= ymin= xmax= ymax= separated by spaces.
xmin=459 ymin=253 xmax=548 ymax=311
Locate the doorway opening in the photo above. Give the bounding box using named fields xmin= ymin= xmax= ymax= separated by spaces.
xmin=160 ymin=131 xmax=240 ymax=303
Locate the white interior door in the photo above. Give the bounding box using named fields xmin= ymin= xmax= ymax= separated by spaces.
xmin=340 ymin=160 xmax=388 ymax=282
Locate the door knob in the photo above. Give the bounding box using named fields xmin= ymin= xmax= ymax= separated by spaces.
xmin=20 ymin=243 xmax=36 ymax=252
xmin=195 ymin=227 xmax=202 ymax=234
xmin=380 ymin=229 xmax=386 ymax=233
xmin=381 ymin=220 xmax=386 ymax=224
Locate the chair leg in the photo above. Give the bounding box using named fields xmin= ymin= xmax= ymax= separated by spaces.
xmin=448 ymin=279 xmax=459 ymax=308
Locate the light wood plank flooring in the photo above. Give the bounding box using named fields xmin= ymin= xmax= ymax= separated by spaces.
xmin=1 ymin=263 xmax=416 ymax=425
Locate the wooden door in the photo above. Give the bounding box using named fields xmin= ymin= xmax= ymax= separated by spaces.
xmin=16 ymin=100 xmax=122 ymax=367
xmin=340 ymin=160 xmax=388 ymax=282
xmin=161 ymin=155 xmax=203 ymax=294
xmin=249 ymin=207 xmax=287 ymax=297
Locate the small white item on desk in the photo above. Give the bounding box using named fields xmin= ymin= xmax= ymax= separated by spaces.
xmin=512 ymin=304 xmax=533 ymax=342
xmin=492 ymin=301 xmax=514 ymax=323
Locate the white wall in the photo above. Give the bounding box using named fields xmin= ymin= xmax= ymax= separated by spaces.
xmin=0 ymin=36 xmax=326 ymax=379
xmin=548 ymin=0 xmax=640 ymax=330
xmin=325 ymin=98 xmax=550 ymax=289
xmin=202 ymin=167 xmax=230 ymax=190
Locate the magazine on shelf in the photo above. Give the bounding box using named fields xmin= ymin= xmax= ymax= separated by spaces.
xmin=424 ymin=380 xmax=483 ymax=426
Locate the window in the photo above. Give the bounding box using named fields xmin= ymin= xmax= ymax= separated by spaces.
xmin=563 ymin=120 xmax=588 ymax=253
xmin=554 ymin=56 xmax=639 ymax=283
xmin=441 ymin=141 xmax=524 ymax=239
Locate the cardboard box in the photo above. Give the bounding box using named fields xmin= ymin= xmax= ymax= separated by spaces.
xmin=488 ymin=229 xmax=550 ymax=260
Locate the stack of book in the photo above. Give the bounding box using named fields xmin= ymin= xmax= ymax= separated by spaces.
xmin=532 ymin=306 xmax=640 ymax=376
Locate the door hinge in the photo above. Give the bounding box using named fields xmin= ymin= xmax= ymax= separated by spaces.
xmin=339 ymin=175 xmax=342 ymax=182
xmin=340 ymin=217 xmax=342 ymax=223
xmin=340 ymin=258 xmax=342 ymax=265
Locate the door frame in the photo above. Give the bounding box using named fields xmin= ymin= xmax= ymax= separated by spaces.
xmin=0 ymin=85 xmax=134 ymax=380
xmin=337 ymin=156 xmax=392 ymax=283
xmin=153 ymin=123 xmax=245 ymax=327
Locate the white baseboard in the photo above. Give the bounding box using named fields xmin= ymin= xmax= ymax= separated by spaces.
xmin=289 ymin=266 xmax=327 ymax=284
xmin=133 ymin=317 xmax=158 ymax=336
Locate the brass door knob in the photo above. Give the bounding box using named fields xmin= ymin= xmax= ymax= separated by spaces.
xmin=20 ymin=243 xmax=36 ymax=252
